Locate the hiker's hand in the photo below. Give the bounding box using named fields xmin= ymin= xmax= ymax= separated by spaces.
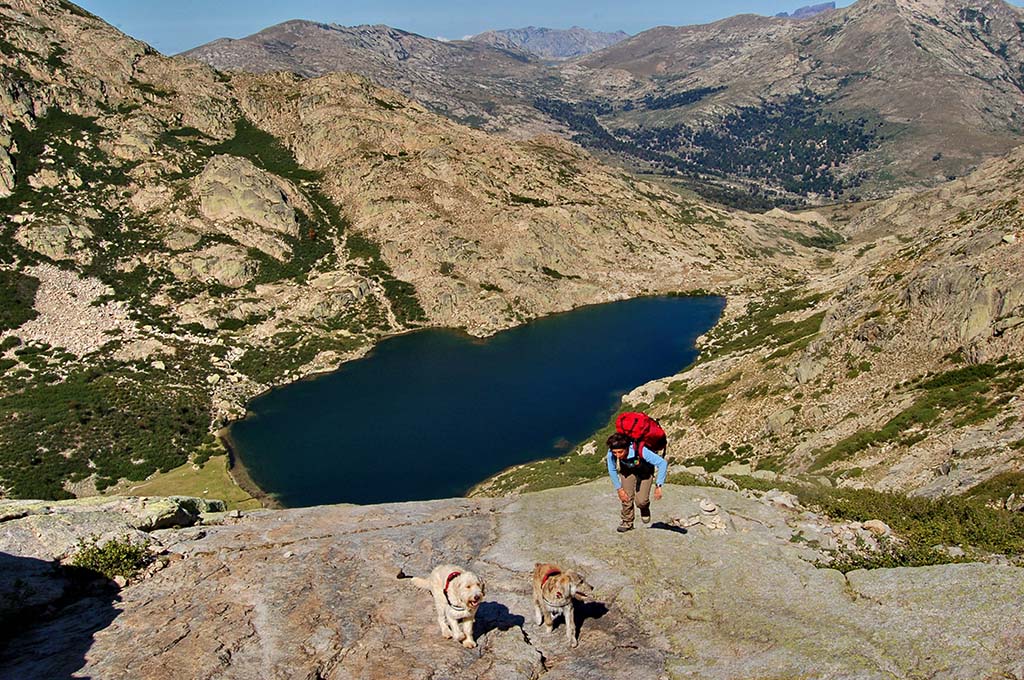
xmin=617 ymin=488 xmax=629 ymax=503
xmin=654 ymin=487 xmax=663 ymax=501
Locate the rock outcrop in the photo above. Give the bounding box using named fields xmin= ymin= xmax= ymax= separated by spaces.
xmin=195 ymin=155 xmax=301 ymax=260
xmin=0 ymin=146 xmax=16 ymax=198
xmin=1 ymin=483 xmax=1021 ymax=679
xmin=166 ymin=243 xmax=257 ymax=288
xmin=14 ymin=219 xmax=93 ymax=262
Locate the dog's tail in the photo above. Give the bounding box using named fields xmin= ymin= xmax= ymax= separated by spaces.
xmin=396 ymin=569 xmax=430 ymax=588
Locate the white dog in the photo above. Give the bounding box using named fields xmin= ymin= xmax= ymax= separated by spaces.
xmin=410 ymin=564 xmax=485 ymax=648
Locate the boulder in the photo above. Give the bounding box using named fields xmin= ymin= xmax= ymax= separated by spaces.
xmin=15 ymin=219 xmax=93 ymax=261
xmin=113 ymin=339 xmax=176 ymax=363
xmin=0 ymin=145 xmax=15 ymax=198
xmin=959 ymin=284 xmax=997 ymax=343
xmin=767 ymin=407 xmax=796 ymax=434
xmin=27 ymin=167 xmax=60 ymax=189
xmin=166 ymin=243 xmax=257 ymax=288
xmin=862 ymin=519 xmax=892 ymax=536
xmin=162 ymin=227 xmax=202 ymax=251
xmin=112 ymin=129 xmax=156 ymax=160
xmin=195 ymin=155 xmax=299 ymax=260
xmin=130 ymin=184 xmax=173 ymax=213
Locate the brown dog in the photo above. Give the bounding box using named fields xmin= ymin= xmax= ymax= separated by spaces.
xmin=410 ymin=564 xmax=485 ymax=648
xmin=531 ymin=562 xmax=593 ymax=647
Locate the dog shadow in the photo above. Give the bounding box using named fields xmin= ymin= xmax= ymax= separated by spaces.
xmin=650 ymin=521 xmax=688 ymax=535
xmin=474 ymin=601 xmax=525 ymax=638
xmin=574 ymin=600 xmax=609 ymax=638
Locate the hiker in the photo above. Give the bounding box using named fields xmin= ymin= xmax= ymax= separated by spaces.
xmin=606 ymin=431 xmax=668 ymax=533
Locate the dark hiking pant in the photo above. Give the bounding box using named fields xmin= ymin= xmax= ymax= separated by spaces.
xmin=618 ymin=464 xmax=654 ymax=526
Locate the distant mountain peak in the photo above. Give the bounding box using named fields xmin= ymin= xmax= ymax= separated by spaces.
xmin=468 ymin=26 xmax=629 ymax=60
xmin=775 ymin=2 xmax=836 ymax=19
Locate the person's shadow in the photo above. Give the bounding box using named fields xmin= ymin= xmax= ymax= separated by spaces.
xmin=650 ymin=521 xmax=688 ymax=535
xmin=0 ymin=551 xmax=121 ymax=680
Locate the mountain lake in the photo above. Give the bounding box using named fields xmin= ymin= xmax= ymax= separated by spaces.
xmin=227 ymin=295 xmax=725 ymax=507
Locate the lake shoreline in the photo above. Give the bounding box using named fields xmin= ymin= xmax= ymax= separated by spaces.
xmin=228 ymin=294 xmax=725 ymax=508
xmin=218 ymin=428 xmax=282 ymax=509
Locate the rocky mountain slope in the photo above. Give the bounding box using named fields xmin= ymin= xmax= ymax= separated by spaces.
xmin=572 ymin=0 xmax=1024 ymax=202
xmin=469 ymin=26 xmax=629 ymax=60
xmin=185 ymin=0 xmax=1024 ymax=208
xmin=2 ymin=483 xmax=1021 ymax=679
xmin=0 ymin=0 xmax=823 ymax=500
xmin=180 ymin=21 xmax=556 ymax=134
xmin=481 ymin=140 xmax=1024 ymax=507
xmin=652 ymin=143 xmax=1024 ymax=498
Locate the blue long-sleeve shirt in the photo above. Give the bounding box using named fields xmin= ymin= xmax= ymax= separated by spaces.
xmin=606 ymin=444 xmax=668 ymax=490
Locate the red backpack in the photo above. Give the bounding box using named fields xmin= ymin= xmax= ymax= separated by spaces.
xmin=615 ymin=412 xmax=667 ymax=459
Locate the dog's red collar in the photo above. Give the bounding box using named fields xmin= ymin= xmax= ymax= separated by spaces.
xmin=443 ymin=570 xmax=461 ymax=606
xmin=541 ymin=568 xmax=561 ymax=587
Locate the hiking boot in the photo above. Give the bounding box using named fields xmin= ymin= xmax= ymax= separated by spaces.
xmin=616 ymin=523 xmax=634 ymax=533
xmin=640 ymin=507 xmax=651 ymax=524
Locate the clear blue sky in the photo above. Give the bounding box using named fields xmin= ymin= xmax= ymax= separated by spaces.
xmin=77 ymin=0 xmax=866 ymax=55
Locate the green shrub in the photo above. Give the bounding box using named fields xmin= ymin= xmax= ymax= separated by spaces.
xmin=70 ymin=535 xmax=151 ymax=580
xmin=811 ymin=361 xmax=1023 ymax=470
xmin=795 ymin=484 xmax=1024 ymax=559
xmin=0 ymin=271 xmax=39 ymax=331
xmin=211 ymin=118 xmax=319 ymax=183
xmin=700 ymin=290 xmax=826 ymax=362
xmin=509 ymin=192 xmax=551 ymax=207
xmin=961 ymin=473 xmax=1024 ymax=506
xmin=0 ymin=361 xmax=212 ymax=499
xmin=688 ymin=392 xmax=728 ymax=422
xmin=0 ymin=336 xmax=22 ymax=350
xmin=685 ymin=446 xmax=738 ymax=472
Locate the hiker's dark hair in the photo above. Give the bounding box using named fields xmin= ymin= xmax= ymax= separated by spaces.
xmin=606 ymin=432 xmax=631 ymax=451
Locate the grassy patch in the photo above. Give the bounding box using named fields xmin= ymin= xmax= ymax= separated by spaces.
xmin=781 ymin=225 xmax=845 ymax=250
xmin=688 ymin=392 xmax=728 ymax=421
xmin=0 ymin=108 xmax=103 ymax=215
xmin=720 ymin=475 xmax=1024 ymax=569
xmin=798 ymin=484 xmax=1024 ymax=566
xmin=700 ymin=290 xmax=826 ymax=362
xmin=209 ymin=118 xmax=425 ymax=325
xmin=679 ymin=372 xmax=742 ymax=422
xmin=118 ymin=454 xmax=262 ymax=510
xmin=346 ymin=232 xmax=427 ymax=325
xmin=509 ymin=192 xmax=551 ymax=207
xmin=211 ymin=118 xmax=319 ymax=183
xmin=961 ymin=472 xmax=1024 ymax=507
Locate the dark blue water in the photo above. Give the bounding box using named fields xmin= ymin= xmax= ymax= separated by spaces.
xmin=228 ymin=295 xmax=724 ymax=507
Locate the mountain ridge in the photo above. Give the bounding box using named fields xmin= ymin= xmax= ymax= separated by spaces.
xmin=468 ymin=25 xmax=629 ymax=59
xmin=182 ymin=0 xmax=1024 ymax=206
